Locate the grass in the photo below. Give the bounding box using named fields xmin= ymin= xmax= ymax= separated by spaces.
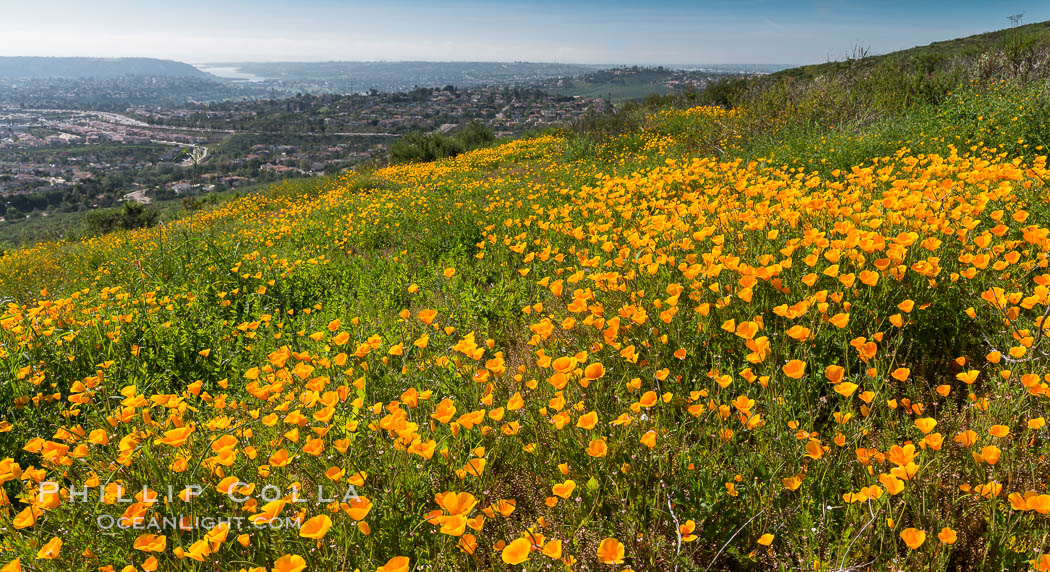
xmin=4 ymin=143 xmax=174 ymax=159
xmin=0 ymin=184 xmax=268 ymax=247
xmin=2 ymin=28 xmax=1050 ymax=572
xmin=545 ymin=80 xmax=676 ymax=103
xmin=773 ymin=20 xmax=1050 ymax=82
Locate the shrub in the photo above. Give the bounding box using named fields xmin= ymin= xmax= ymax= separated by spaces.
xmin=82 ymin=201 xmax=160 ymax=236
xmin=389 ymin=120 xmax=495 ymax=163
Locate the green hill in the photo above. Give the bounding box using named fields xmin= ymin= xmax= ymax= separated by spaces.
xmin=1 ymin=23 xmax=1050 ymax=572
xmin=774 ymin=20 xmax=1050 ymax=81
xmin=633 ymin=19 xmax=1050 ymax=175
xmin=0 ymin=57 xmax=209 ymax=79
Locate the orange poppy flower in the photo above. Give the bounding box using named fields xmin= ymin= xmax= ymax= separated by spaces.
xmin=299 ymin=514 xmax=332 ymax=539
xmin=501 ymin=537 xmax=531 ymax=565
xmin=596 ymin=537 xmax=625 ymax=564
xmin=899 ymin=528 xmax=926 ymax=550
xmin=584 ymin=362 xmax=606 ymax=380
xmin=783 ymin=360 xmax=806 ymax=379
xmin=552 ymin=480 xmax=576 ymax=498
xmin=35 ymin=537 xmax=62 ymax=560
xmin=938 ymin=528 xmax=957 ymax=544
xmin=377 ymin=556 xmax=410 ymax=572
xmin=587 ymin=438 xmax=608 ymax=458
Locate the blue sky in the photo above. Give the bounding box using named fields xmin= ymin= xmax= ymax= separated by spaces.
xmin=2 ymin=0 xmax=1047 ymax=65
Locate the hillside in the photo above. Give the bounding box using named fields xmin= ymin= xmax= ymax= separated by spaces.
xmin=209 ymin=61 xmax=602 ymax=92
xmin=537 ymin=66 xmax=717 ymax=103
xmin=0 ymin=57 xmax=210 ymax=79
xmin=2 ymin=26 xmax=1050 ymax=572
xmin=774 ymin=20 xmax=1050 ymax=81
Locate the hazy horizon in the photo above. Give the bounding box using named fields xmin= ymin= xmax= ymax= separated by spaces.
xmin=0 ymin=57 xmax=789 ymax=66
xmin=2 ymin=1 xmax=1048 ymax=66
xmin=191 ymin=60 xmax=791 ymax=67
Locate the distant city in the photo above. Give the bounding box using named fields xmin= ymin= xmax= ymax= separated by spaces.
xmin=0 ymin=57 xmax=788 ymax=243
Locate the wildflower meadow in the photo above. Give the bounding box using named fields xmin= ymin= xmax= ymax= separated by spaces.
xmin=2 ymin=76 xmax=1050 ymax=571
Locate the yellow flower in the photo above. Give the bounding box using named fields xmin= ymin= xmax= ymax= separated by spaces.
xmin=501 ymin=537 xmax=531 ymax=565
xmin=782 ymin=360 xmax=806 ymax=379
xmin=377 ymin=556 xmax=410 ymax=572
xmin=914 ymin=418 xmax=937 ymax=434
xmin=133 ymin=534 xmax=167 ymax=552
xmin=587 ymin=437 xmax=608 ymax=458
xmin=833 ymin=382 xmax=858 ymax=397
xmin=299 ymin=514 xmax=332 ymax=539
xmin=35 ymin=537 xmax=62 ymax=560
xmin=552 ymin=480 xmax=576 ymax=499
xmin=899 ymin=528 xmax=926 ymax=550
xmin=596 ymin=537 xmax=625 ymax=564
xmin=804 ymin=439 xmax=824 ymax=460
xmin=584 ymin=362 xmax=606 ymax=380
xmin=937 ymin=527 xmax=957 ymax=545
xmin=640 ymin=430 xmax=657 ymax=449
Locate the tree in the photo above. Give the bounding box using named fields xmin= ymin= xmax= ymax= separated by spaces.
xmin=388 ymin=121 xmax=495 ymax=164
xmin=83 ymin=201 xmax=160 ymax=236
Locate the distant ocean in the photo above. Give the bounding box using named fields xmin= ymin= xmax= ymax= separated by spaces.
xmin=195 ymin=65 xmax=268 ymax=82
xmin=672 ymin=64 xmax=793 ymax=74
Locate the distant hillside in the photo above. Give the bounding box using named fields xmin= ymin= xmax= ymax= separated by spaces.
xmin=207 ymin=61 xmax=602 ymax=92
xmin=0 ymin=57 xmax=209 ymax=79
xmin=774 ymin=20 xmax=1050 ymax=80
xmin=536 ymin=66 xmax=742 ymax=103
xmin=670 ymin=19 xmax=1050 ymax=141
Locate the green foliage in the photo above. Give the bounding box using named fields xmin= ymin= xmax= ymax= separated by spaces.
xmin=388 ymin=120 xmax=496 ymax=163
xmin=82 ymin=201 xmax=161 ymax=236
xmin=775 ymin=21 xmax=1050 ymax=82
xmin=4 ymin=25 xmax=1050 ymax=572
xmin=665 ymin=20 xmax=1050 ymax=164
xmin=693 ymin=76 xmax=751 ymax=108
